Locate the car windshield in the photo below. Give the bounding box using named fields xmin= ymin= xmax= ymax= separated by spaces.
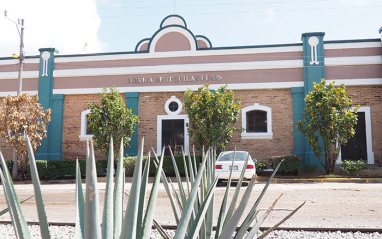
xmin=218 ymin=152 xmax=250 ymax=162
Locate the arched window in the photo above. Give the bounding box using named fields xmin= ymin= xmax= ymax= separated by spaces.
xmin=241 ymin=103 xmax=273 ymax=139
xmin=79 ymin=109 xmax=93 ymax=141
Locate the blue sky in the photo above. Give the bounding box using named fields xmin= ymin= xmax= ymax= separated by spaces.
xmin=1 ymin=0 xmax=381 ymax=57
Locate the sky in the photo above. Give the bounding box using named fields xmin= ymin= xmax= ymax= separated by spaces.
xmin=0 ymin=0 xmax=381 ymax=58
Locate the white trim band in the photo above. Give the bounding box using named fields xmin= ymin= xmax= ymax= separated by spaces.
xmin=53 ymin=81 xmax=304 ymax=95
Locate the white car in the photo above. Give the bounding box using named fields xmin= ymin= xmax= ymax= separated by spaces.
xmin=215 ymin=151 xmax=256 ymax=183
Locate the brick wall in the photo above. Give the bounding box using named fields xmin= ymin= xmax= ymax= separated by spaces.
xmin=137 ymin=92 xmax=186 ymax=154
xmin=228 ymin=88 xmax=295 ymax=163
xmin=347 ymin=85 xmax=382 ymax=165
xmin=136 ymin=89 xmax=295 ymax=163
xmin=62 ymin=94 xmax=104 ymax=160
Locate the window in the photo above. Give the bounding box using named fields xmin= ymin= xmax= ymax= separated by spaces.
xmin=79 ymin=109 xmax=93 ymax=141
xmin=246 ymin=110 xmax=267 ymax=132
xmin=165 ymin=96 xmax=182 ymax=115
xmin=241 ymin=103 xmax=273 ymax=139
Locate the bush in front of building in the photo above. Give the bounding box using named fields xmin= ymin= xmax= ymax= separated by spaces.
xmin=124 ymin=155 xmax=202 ymax=177
xmin=269 ymin=155 xmax=302 ymax=175
xmin=88 ymin=87 xmax=139 ymax=160
xmin=297 ymin=79 xmax=358 ymax=175
xmin=184 ymin=84 xmax=241 ymax=152
xmin=26 ymin=160 xmax=108 ymax=179
xmin=24 ymin=155 xmax=203 ymax=179
xmin=255 ymin=161 xmax=268 ymax=172
xmin=340 ymin=159 xmax=365 ymax=176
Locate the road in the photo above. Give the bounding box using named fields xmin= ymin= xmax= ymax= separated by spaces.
xmin=0 ymin=180 xmax=381 ymax=229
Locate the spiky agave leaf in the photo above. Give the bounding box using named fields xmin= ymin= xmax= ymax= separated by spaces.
xmin=151 ymin=148 xmax=181 ymax=223
xmin=234 ymin=159 xmax=285 ymax=238
xmin=185 ymin=177 xmax=218 ymax=239
xmin=113 ymin=139 xmax=125 ymax=238
xmin=217 ymin=176 xmax=256 ymax=239
xmin=140 ymin=149 xmax=165 ymax=239
xmin=215 ymin=150 xmax=237 ymax=239
xmin=120 ymin=137 xmax=144 ymax=239
xmin=255 ymin=201 xmax=306 ymax=239
xmin=101 ymin=138 xmax=114 ymax=239
xmin=224 ymin=152 xmax=250 ymax=227
xmin=75 ymin=160 xmax=85 ymax=239
xmin=173 ymin=152 xmax=209 ymax=239
xmin=26 ymin=137 xmax=51 ymax=239
xmin=168 ymin=147 xmax=187 ymax=208
xmin=0 ymin=151 xmax=31 ymax=239
xmin=84 ymin=141 xmax=101 ymax=239
xmin=136 ymin=152 xmax=150 ymax=239
xmin=0 ymin=196 xmax=34 ymax=216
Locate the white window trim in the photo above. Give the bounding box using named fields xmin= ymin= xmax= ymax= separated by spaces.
xmin=79 ymin=109 xmax=94 ymax=141
xmin=157 ymin=114 xmax=189 ymax=156
xmin=337 ymin=106 xmax=374 ymax=164
xmin=241 ymin=103 xmax=273 ymax=139
xmin=165 ymin=96 xmax=183 ymax=115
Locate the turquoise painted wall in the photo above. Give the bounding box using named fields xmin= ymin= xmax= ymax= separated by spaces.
xmin=125 ymin=92 xmax=139 ymax=156
xmin=36 ymin=48 xmax=64 ymax=160
xmin=292 ymin=33 xmax=326 ymax=167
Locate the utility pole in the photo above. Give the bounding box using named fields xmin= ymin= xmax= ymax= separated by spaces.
xmin=5 ymin=10 xmax=25 ymax=180
xmin=17 ymin=19 xmax=24 ymax=95
xmin=4 ymin=10 xmax=25 ymax=95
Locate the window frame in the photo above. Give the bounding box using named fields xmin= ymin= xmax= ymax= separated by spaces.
xmin=241 ymin=103 xmax=273 ymax=139
xmin=79 ymin=109 xmax=94 ymax=141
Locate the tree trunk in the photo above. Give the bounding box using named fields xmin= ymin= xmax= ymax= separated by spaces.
xmin=11 ymin=149 xmax=18 ymax=180
xmin=325 ymin=144 xmax=337 ymax=175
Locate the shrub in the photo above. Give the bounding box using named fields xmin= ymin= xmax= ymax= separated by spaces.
xmin=340 ymin=160 xmax=365 ymax=176
xmin=123 ymin=155 xmax=202 ymax=177
xmin=26 ymin=160 xmax=108 ymax=179
xmin=269 ymin=155 xmax=302 ymax=174
xmin=255 ymin=161 xmax=267 ymax=171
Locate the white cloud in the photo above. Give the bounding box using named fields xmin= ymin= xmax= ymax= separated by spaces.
xmin=0 ymin=0 xmax=103 ymax=57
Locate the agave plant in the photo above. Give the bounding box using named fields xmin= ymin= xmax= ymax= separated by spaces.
xmin=155 ymin=147 xmax=305 ymax=239
xmin=0 ymin=136 xmax=166 ymax=239
xmin=0 ymin=136 xmax=304 ymax=239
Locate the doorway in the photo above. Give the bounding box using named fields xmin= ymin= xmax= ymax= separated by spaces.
xmin=341 ymin=112 xmax=367 ymax=162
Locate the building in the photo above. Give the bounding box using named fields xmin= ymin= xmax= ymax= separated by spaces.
xmin=0 ymin=15 xmax=381 ymax=166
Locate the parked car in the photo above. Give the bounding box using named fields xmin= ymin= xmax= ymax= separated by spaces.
xmin=215 ymin=151 xmax=256 ymax=184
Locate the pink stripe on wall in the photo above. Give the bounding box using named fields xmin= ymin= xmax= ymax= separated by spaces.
xmin=324 ymin=48 xmax=381 ymax=58
xmin=326 ymin=65 xmax=382 ymax=79
xmin=53 ymin=68 xmax=303 ymax=89
xmin=0 ymin=78 xmax=39 ymax=91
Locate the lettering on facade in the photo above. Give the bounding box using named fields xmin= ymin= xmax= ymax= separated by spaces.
xmin=125 ymin=74 xmax=223 ymax=84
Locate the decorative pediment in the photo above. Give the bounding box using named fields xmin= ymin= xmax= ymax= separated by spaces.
xmin=135 ymin=15 xmax=211 ymax=53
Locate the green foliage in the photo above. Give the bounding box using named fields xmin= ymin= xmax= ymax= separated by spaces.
xmin=26 ymin=160 xmax=107 ymax=179
xmin=0 ymin=136 xmax=303 ymax=239
xmin=88 ymin=87 xmax=139 ymax=159
xmin=340 ymin=160 xmax=365 ymax=176
xmin=255 ymin=161 xmax=268 ymax=171
xmin=184 ymin=84 xmax=241 ymax=151
xmin=159 ymin=148 xmax=305 ymax=239
xmin=124 ymin=155 xmax=202 ymax=177
xmin=297 ymin=79 xmax=358 ymax=174
xmin=269 ymin=155 xmax=302 ymax=174
xmin=303 ymin=164 xmax=319 ymax=172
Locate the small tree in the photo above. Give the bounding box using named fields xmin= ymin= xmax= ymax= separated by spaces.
xmin=297 ymin=79 xmax=358 ymax=174
xmin=184 ymin=84 xmax=241 ymax=151
xmin=0 ymin=94 xmax=51 ymax=178
xmin=88 ymin=87 xmax=139 ymax=159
